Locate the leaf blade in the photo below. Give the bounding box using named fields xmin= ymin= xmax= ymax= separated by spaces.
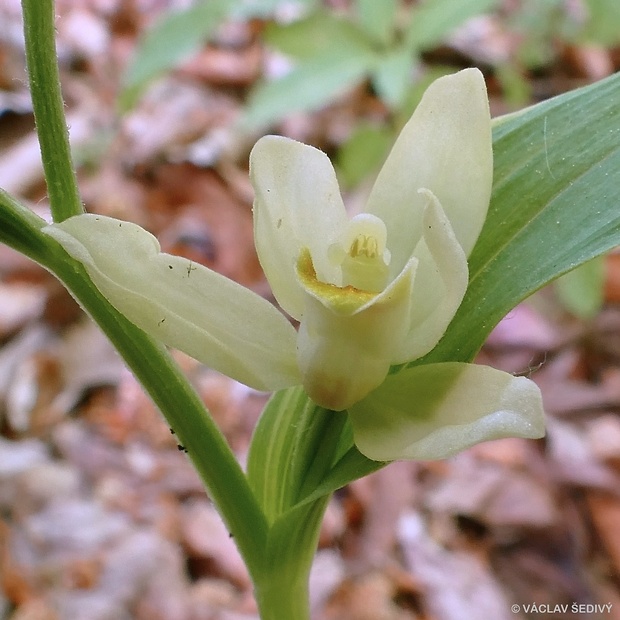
xmin=425 ymin=72 xmax=620 ymax=365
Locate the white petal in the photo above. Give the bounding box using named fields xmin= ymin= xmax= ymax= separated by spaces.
xmin=392 ymin=190 xmax=468 ymax=363
xmin=296 ymin=255 xmax=417 ymax=411
xmin=365 ymin=68 xmax=492 ymax=275
xmin=250 ymin=135 xmax=348 ymax=319
xmin=349 ymin=362 xmax=545 ymax=461
xmin=44 ymin=214 xmax=300 ymax=391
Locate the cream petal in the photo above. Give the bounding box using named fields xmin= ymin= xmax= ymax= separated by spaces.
xmin=296 ymin=256 xmax=418 ymax=411
xmin=392 ymin=190 xmax=468 ymax=363
xmin=250 ymin=135 xmax=349 ymax=319
xmin=349 ymin=362 xmax=545 ymax=461
xmin=44 ymin=214 xmax=301 ymax=391
xmin=365 ymin=68 xmax=492 ymax=275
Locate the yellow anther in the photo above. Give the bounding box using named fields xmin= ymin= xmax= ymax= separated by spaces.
xmin=349 ymin=234 xmax=379 ymax=259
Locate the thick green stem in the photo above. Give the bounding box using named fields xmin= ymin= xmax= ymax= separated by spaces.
xmin=255 ymin=497 xmax=330 ymax=620
xmin=256 ymin=579 xmax=311 ymax=620
xmin=0 ymin=189 xmax=269 ymax=582
xmin=22 ymin=0 xmax=83 ymax=221
xmin=255 ymin=578 xmax=311 ymax=620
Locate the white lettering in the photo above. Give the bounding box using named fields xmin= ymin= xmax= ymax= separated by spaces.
xmin=523 ymin=604 xmax=569 ymax=613
xmin=524 ymin=601 xmax=612 ymax=614
xmin=571 ymin=603 xmax=613 ymax=613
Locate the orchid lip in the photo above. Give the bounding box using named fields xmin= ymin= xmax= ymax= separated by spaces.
xmin=296 ymin=248 xmax=377 ymax=315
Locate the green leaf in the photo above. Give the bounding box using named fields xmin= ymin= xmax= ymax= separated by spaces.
xmin=235 ymin=0 xmax=318 ymax=19
xmin=247 ymin=387 xmax=346 ymax=522
xmin=264 ymin=9 xmax=374 ymax=60
xmin=120 ymin=1 xmax=229 ymax=110
xmin=425 ymin=72 xmax=620 ymax=365
xmin=579 ymin=0 xmax=620 ymax=45
xmin=243 ymin=8 xmax=378 ymax=128
xmin=246 ymin=387 xmax=344 ymax=619
xmin=336 ymin=123 xmax=393 ymax=189
xmin=119 ymin=0 xmax=325 ymax=109
xmin=241 ymin=49 xmax=376 ymax=129
xmin=371 ymin=47 xmax=415 ymax=108
xmin=355 ymin=0 xmax=399 ymax=44
xmin=555 ymin=256 xmax=605 ymax=318
xmin=406 ymin=0 xmax=500 ymax=51
xmin=245 ymin=387 xmax=358 ymax=617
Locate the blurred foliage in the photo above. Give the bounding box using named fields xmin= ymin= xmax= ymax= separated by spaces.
xmin=495 ymin=0 xmax=620 ymax=104
xmin=579 ymin=0 xmax=620 ymax=45
xmin=243 ymin=0 xmax=501 ymax=127
xmin=507 ymin=0 xmax=579 ymax=69
xmin=120 ymin=0 xmax=318 ymax=108
xmin=555 ymin=256 xmax=606 ymax=319
xmin=122 ymin=0 xmax=620 ymax=187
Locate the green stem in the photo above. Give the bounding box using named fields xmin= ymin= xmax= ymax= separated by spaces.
xmin=0 ymin=189 xmax=269 ymax=581
xmin=256 ymin=576 xmax=311 ymax=620
xmin=255 ymin=497 xmax=330 ymax=620
xmin=22 ymin=0 xmax=83 ymax=222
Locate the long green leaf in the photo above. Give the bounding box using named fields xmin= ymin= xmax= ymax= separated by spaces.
xmin=425 ymin=71 xmax=620 ymax=365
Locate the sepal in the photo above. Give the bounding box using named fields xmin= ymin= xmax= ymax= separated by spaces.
xmin=44 ymin=214 xmax=300 ymax=391
xmin=349 ymin=362 xmax=545 ymax=461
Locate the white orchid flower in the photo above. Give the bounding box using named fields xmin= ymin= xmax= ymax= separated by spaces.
xmin=44 ymin=68 xmax=545 ymax=461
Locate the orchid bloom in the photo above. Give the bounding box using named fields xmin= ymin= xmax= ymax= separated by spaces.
xmin=44 ymin=69 xmax=545 ymax=461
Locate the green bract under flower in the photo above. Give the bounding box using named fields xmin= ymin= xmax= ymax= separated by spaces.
xmin=43 ymin=69 xmax=545 ymax=461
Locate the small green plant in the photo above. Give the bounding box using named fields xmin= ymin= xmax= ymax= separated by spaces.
xmin=1 ymin=1 xmax=619 ymax=617
xmin=121 ymin=0 xmax=499 ymax=115
xmin=241 ymin=0 xmax=502 ymax=127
